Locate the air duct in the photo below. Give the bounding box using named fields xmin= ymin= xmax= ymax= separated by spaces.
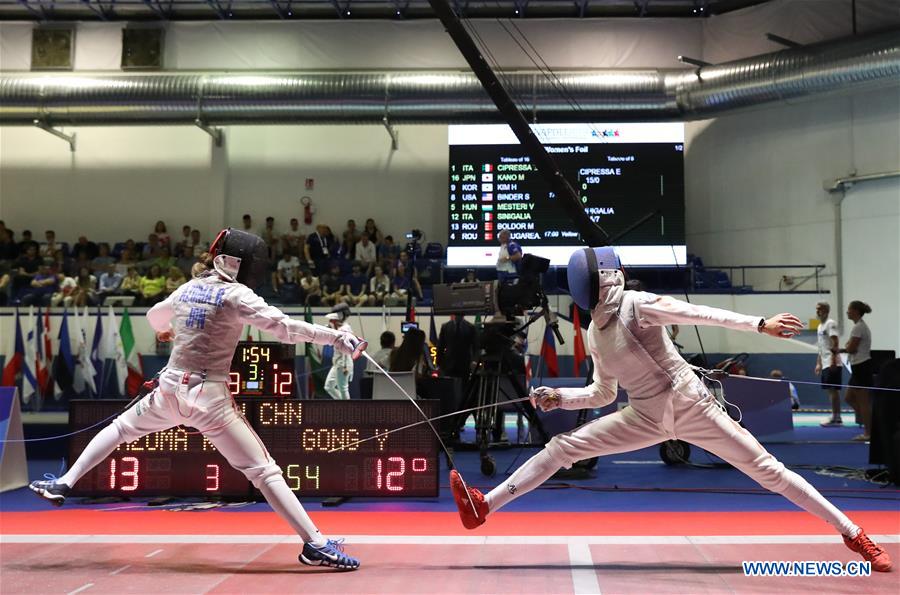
xmin=1 ymin=28 xmax=897 ymax=125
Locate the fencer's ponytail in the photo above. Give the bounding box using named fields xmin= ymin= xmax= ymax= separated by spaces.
xmin=848 ymin=300 xmax=872 ymax=316
xmin=192 ymin=252 xmax=215 ymax=277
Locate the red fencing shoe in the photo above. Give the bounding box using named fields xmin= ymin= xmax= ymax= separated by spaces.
xmin=844 ymin=529 xmax=893 ymax=572
xmin=450 ymin=470 xmax=488 ymax=530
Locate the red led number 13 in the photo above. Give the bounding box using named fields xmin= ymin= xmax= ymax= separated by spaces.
xmin=108 ymin=457 xmax=140 ymax=492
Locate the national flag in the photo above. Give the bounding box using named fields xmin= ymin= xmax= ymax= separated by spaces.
xmin=481 ymin=173 xmax=493 ymax=182
xmin=381 ymin=303 xmax=390 ymax=332
xmin=482 ymin=204 xmax=493 ymax=212
xmin=485 ymin=233 xmax=494 ymax=241
xmin=572 ymin=304 xmax=587 ymax=376
xmin=539 ymin=322 xmax=559 ymax=378
xmin=120 ymin=308 xmax=144 ymax=396
xmin=38 ymin=307 xmax=53 ymax=397
xmin=482 ymin=164 xmax=493 ymax=172
xmin=1 ymin=309 xmax=24 ymax=387
xmin=484 ymin=213 xmax=493 ymax=222
xmin=71 ymin=307 xmax=92 ymax=395
xmin=474 ymin=313 xmax=482 ymax=327
xmin=103 ymin=305 xmax=127 ymax=395
xmin=407 ymin=305 xmax=416 ymax=323
xmin=484 ymin=222 xmax=494 ymax=232
xmin=481 ymin=193 xmax=493 ymax=201
xmin=53 ymin=309 xmax=76 ymax=397
xmin=304 ymin=305 xmax=326 ymax=398
xmin=22 ymin=307 xmax=38 ymax=405
xmin=89 ymin=307 xmax=103 ymax=395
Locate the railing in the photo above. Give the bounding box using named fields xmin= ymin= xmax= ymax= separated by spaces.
xmin=694 ymin=264 xmax=827 ymax=293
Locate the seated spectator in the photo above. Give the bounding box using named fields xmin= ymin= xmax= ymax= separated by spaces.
xmin=464 ymin=269 xmax=477 ymax=283
xmin=71 ymin=236 xmax=99 ymax=261
xmin=299 ymin=268 xmax=322 ymax=306
xmin=320 ymin=263 xmax=345 ymax=307
xmin=282 ymin=218 xmax=304 ymax=255
xmin=91 ymin=243 xmax=115 ymax=272
xmin=97 ymin=263 xmax=123 ymax=304
xmin=165 ymin=266 xmax=187 ymax=295
xmin=189 ymin=229 xmax=207 ymax=258
xmin=142 ymin=233 xmax=160 ymax=260
xmin=152 ymin=246 xmax=177 ymax=272
xmin=261 ymin=216 xmax=280 ymax=259
xmin=51 ymin=274 xmax=78 ymax=307
xmin=273 ymin=249 xmax=301 ymax=303
xmin=366 ymin=331 xmax=396 ymax=373
xmin=20 ymin=264 xmax=58 ymax=306
xmin=52 ymin=249 xmax=76 ymax=278
xmin=369 ymin=264 xmax=391 ymax=306
xmin=389 ymin=328 xmax=428 ymax=379
xmin=356 ymin=232 xmax=377 ymax=274
xmin=120 ymin=266 xmax=142 ymax=297
xmin=116 ymin=248 xmax=137 ymax=276
xmin=138 ymin=265 xmax=167 ymax=306
xmin=71 ymin=266 xmax=98 ymax=307
xmin=388 ymin=262 xmax=422 ymax=306
xmin=14 ymin=244 xmax=42 ymax=293
xmin=17 ymin=230 xmax=39 ymax=255
xmin=154 ymin=220 xmax=171 ymax=248
xmin=173 ymin=244 xmax=195 ymax=277
xmin=378 ymin=234 xmax=401 ymax=265
xmin=175 ymin=225 xmax=192 ymax=254
xmin=364 ymin=218 xmax=383 ymax=245
xmin=771 ymin=369 xmax=800 ymax=410
xmin=344 ymin=263 xmax=371 ymax=307
xmin=41 ymin=230 xmax=63 ymax=261
xmin=0 ymin=263 xmax=11 ymax=306
xmin=0 ymin=228 xmax=17 ymax=261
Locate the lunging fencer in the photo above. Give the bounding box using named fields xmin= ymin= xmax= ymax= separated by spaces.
xmin=30 ymin=229 xmax=366 ymax=571
xmin=324 ymin=304 xmax=354 ymax=400
xmin=450 ymin=247 xmax=892 ymax=572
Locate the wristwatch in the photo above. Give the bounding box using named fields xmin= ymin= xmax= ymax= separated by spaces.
xmin=757 ymin=318 xmax=766 ymax=333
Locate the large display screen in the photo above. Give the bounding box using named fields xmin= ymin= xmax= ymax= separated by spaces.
xmin=68 ymin=399 xmax=440 ymax=498
xmin=447 ymin=123 xmax=686 ymax=267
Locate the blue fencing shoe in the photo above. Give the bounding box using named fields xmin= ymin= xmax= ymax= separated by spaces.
xmin=299 ymin=538 xmax=360 ymax=570
xmin=29 ymin=474 xmax=71 ymax=507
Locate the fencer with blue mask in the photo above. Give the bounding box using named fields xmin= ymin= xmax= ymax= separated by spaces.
xmin=450 ymin=246 xmax=891 ymax=572
xmin=29 ymin=228 xmax=365 ymax=571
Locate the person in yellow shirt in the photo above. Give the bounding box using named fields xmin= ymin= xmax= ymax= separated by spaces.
xmin=139 ymin=264 xmax=167 ymax=305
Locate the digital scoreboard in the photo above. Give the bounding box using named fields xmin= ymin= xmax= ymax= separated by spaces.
xmin=68 ymin=399 xmax=440 ymax=498
xmin=447 ymin=123 xmax=686 ymax=267
xmin=229 ymin=342 xmax=296 ymax=398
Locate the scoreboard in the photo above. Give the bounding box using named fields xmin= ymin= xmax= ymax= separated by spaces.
xmin=229 ymin=342 xmax=296 ymax=398
xmin=68 ymin=399 xmax=440 ymax=498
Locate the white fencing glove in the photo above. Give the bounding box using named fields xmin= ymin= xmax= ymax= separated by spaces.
xmin=530 ymin=386 xmax=561 ymax=412
xmin=334 ymin=331 xmax=368 ymax=360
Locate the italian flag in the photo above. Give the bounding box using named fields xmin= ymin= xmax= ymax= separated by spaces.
xmin=119 ymin=309 xmax=144 ymax=396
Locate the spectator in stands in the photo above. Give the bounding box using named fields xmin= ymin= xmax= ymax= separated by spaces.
xmin=0 ymin=229 xmax=17 ymax=261
xmin=71 ymin=236 xmax=99 ymax=261
xmin=165 ymin=266 xmax=187 ymax=296
xmin=363 ymin=218 xmax=383 ymax=246
xmin=142 ymin=234 xmax=160 ymax=260
xmin=13 ymin=244 xmax=42 ymax=294
xmin=495 ymin=229 xmax=522 ymax=283
xmin=369 ymin=265 xmax=391 ymax=306
xmin=152 ymin=246 xmax=177 ymax=272
xmin=0 ymin=263 xmax=9 ymax=306
xmin=261 ymin=216 xmax=280 ymax=259
xmin=120 ymin=266 xmax=142 ymax=298
xmin=464 ymin=269 xmax=477 ymax=283
xmin=138 ymin=264 xmax=167 ymax=306
xmin=837 ymin=300 xmax=874 ymax=441
xmin=153 ymin=221 xmax=170 ymax=248
xmin=282 ymin=218 xmax=304 ymax=256
xmin=815 ymin=301 xmax=844 ymax=427
xmin=366 ymin=331 xmax=396 ymax=374
xmin=273 ymin=249 xmax=301 ymax=303
xmin=52 ymin=249 xmax=76 ymax=278
xmin=356 ymin=232 xmax=377 ymax=275
xmin=91 ymin=243 xmax=115 ymax=272
xmin=116 ymin=248 xmax=137 ymax=276
xmin=72 ymin=266 xmax=98 ymax=307
xmin=299 ymin=268 xmax=322 ymax=306
xmin=173 ymin=244 xmax=195 ymax=276
xmin=770 ymin=369 xmax=800 ymax=410
xmin=344 ymin=263 xmax=371 ymax=307
xmin=389 ymin=327 xmax=428 ymax=378
xmin=345 ymin=219 xmax=361 ymax=245
xmin=305 ymin=224 xmax=335 ymax=273
xmin=176 ymin=225 xmax=191 ymax=253
xmin=241 ymin=214 xmax=253 ymax=233
xmin=189 ymin=229 xmax=207 ymax=258
xmin=41 ymin=230 xmax=62 ymax=261
xmin=391 ymin=262 xmax=422 ymax=304
xmin=17 ymin=230 xmax=39 ymax=255
xmin=320 ymin=263 xmax=345 ymax=307
xmin=20 ymin=264 xmax=58 ymax=306
xmin=51 ymin=273 xmax=78 ymax=307
xmin=437 ymin=314 xmax=478 ymax=380
xmin=378 ymin=235 xmax=401 ymax=266
xmin=97 ymin=263 xmax=123 ymax=304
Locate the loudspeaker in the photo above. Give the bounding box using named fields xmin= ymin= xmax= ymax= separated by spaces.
xmin=122 ymin=28 xmax=164 ymax=70
xmin=31 ymin=28 xmax=74 ymax=71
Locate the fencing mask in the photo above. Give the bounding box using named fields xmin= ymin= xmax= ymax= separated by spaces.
xmin=209 ymin=228 xmax=269 ymax=289
xmin=566 ymin=247 xmax=621 ymax=311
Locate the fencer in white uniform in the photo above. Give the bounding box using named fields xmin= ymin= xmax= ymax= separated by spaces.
xmin=324 ymin=306 xmax=353 ymax=400
xmin=451 ymin=247 xmax=892 ymax=572
xmin=30 ymin=229 xmax=364 ymax=570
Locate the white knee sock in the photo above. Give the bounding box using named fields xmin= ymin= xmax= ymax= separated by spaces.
xmin=486 ymin=449 xmax=560 ymax=513
xmin=260 ymin=476 xmax=327 ymax=546
xmin=59 ymin=423 xmax=124 ymax=487
xmin=780 ymin=468 xmax=859 ymax=537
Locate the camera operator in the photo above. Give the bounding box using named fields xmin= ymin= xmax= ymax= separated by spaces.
xmin=495 ymin=229 xmax=522 ymax=283
xmin=437 ymin=314 xmax=478 ymax=380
